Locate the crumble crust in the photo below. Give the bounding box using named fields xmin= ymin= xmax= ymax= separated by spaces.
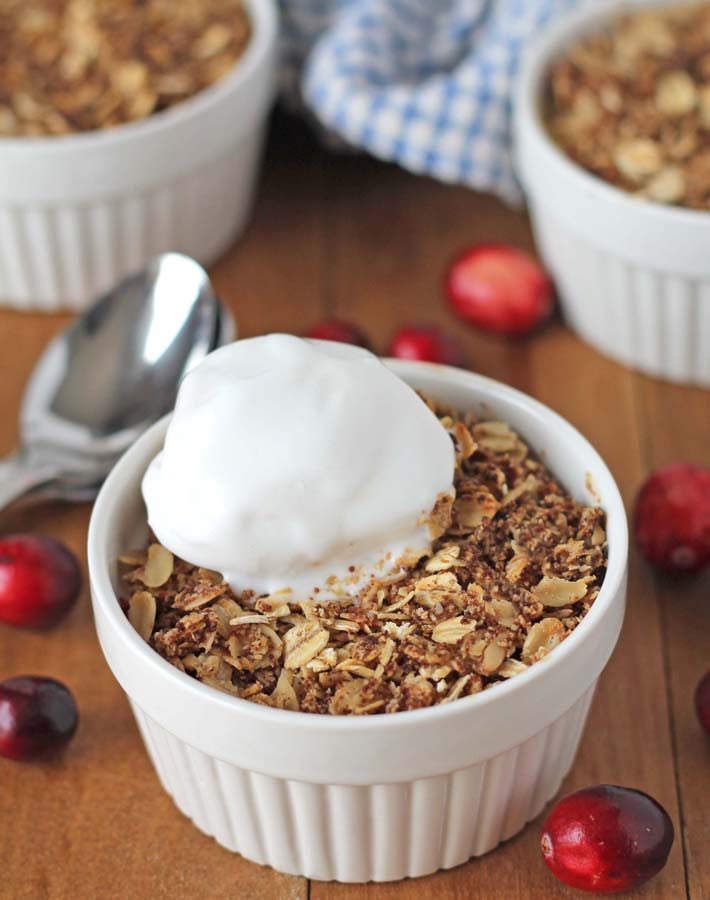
xmin=120 ymin=397 xmax=607 ymax=715
xmin=0 ymin=0 xmax=250 ymax=136
xmin=545 ymin=3 xmax=710 ymax=210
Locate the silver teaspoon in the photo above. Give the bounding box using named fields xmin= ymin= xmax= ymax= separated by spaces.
xmin=0 ymin=252 xmax=235 ymax=510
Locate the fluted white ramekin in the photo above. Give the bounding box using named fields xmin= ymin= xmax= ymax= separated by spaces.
xmin=88 ymin=361 xmax=628 ymax=883
xmin=514 ymin=0 xmax=710 ymax=386
xmin=0 ymin=0 xmax=277 ymax=312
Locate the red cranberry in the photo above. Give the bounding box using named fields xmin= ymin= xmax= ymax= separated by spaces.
xmin=0 ymin=676 xmax=78 ymax=761
xmin=387 ymin=324 xmax=467 ymax=367
xmin=445 ymin=243 xmax=553 ymax=337
xmin=634 ymin=463 xmax=710 ymax=574
xmin=541 ymin=785 xmax=674 ymax=894
xmin=0 ymin=534 xmax=81 ymax=628
xmin=306 ymin=319 xmax=371 ymax=349
xmin=695 ymin=671 xmax=710 ymax=735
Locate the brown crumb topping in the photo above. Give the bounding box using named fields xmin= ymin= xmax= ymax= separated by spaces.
xmin=0 ymin=0 xmax=250 ymax=136
xmin=545 ymin=3 xmax=710 ymax=210
xmin=119 ymin=397 xmax=607 ymax=715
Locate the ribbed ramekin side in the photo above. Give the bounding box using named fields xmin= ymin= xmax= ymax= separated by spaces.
xmin=530 ymin=201 xmax=710 ymax=387
xmin=129 ymin=683 xmax=596 ymax=883
xmin=0 ymin=127 xmax=265 ymax=311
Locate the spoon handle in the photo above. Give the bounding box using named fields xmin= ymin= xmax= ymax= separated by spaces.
xmin=0 ymin=454 xmax=60 ymax=512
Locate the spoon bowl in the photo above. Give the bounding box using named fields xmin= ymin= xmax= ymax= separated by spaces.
xmin=0 ymin=253 xmax=235 ymax=509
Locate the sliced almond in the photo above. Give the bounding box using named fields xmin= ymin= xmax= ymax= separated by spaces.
xmin=416 ymin=572 xmax=459 ymax=593
xmin=427 ymin=492 xmax=454 ymax=539
xmin=175 ymin=583 xmax=225 ymax=611
xmin=381 ymin=591 xmax=414 ymax=613
xmin=522 ymin=618 xmax=564 ymax=664
xmin=126 ymin=89 xmax=158 ymax=120
xmin=128 ymin=591 xmax=156 ymax=641
xmin=193 ymin=22 xmax=233 ymax=59
xmin=421 ymin=664 xmax=453 ymax=681
xmin=432 ymin=616 xmax=477 ymax=645
xmin=452 ymin=422 xmax=477 ymax=461
xmin=378 ymin=638 xmax=396 ymax=670
xmin=306 ymin=647 xmax=338 ymax=673
xmin=643 ymin=166 xmax=685 ymax=204
xmin=111 ymin=60 xmax=149 ymax=96
xmin=532 ymin=575 xmax=588 ymax=608
xmin=441 ymin=674 xmax=471 ymax=704
xmin=473 ymin=421 xmax=518 ymax=453
xmin=481 ymin=641 xmax=506 ymax=675
xmin=613 ymin=138 xmax=662 ymax=183
xmin=412 ymin=571 xmax=463 ymax=609
xmin=425 ymin=544 xmax=462 ymax=573
xmin=548 ymin=607 xmax=575 ymax=620
xmin=331 ymin=618 xmax=361 ymax=633
xmin=488 ymin=598 xmax=517 ymax=628
xmin=271 ymin=669 xmax=299 ymax=711
xmin=229 ymin=614 xmax=272 ymax=626
xmin=655 ymin=70 xmax=697 ymax=117
xmin=335 ymin=659 xmax=377 ymax=678
xmin=498 ymin=659 xmax=528 ymax=679
xmin=329 ymin=679 xmax=367 ymax=715
xmin=196 ymin=567 xmax=222 ymax=584
xmin=505 ymin=554 xmax=530 ymax=583
xmin=255 ymin=592 xmax=292 ymax=618
xmin=141 ymin=543 xmax=173 ymax=588
xmin=501 ymin=474 xmax=538 ymax=507
xmin=456 ymin=491 xmax=500 ymax=528
xmin=591 ymin=525 xmax=606 ymax=546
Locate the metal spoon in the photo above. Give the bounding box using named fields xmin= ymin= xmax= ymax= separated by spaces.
xmin=0 ymin=253 xmax=235 ymax=510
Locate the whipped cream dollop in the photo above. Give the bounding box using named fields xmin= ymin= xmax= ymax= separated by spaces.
xmin=142 ymin=334 xmax=455 ymax=596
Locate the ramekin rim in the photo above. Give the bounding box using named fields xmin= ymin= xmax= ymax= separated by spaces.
xmin=515 ymin=0 xmax=710 ymax=227
xmin=0 ymin=0 xmax=277 ymax=152
xmin=88 ymin=360 xmax=628 ymax=733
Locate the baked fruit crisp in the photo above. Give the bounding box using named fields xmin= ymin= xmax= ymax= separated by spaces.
xmin=545 ymin=2 xmax=710 ymax=210
xmin=0 ymin=0 xmax=250 ymax=136
xmin=120 ymin=397 xmax=607 ymax=715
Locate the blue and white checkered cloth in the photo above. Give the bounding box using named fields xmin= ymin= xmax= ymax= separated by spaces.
xmin=279 ymin=0 xmax=579 ymax=204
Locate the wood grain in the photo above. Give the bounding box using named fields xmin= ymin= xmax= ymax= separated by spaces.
xmin=0 ymin=118 xmax=703 ymax=899
xmin=638 ymin=380 xmax=710 ymax=900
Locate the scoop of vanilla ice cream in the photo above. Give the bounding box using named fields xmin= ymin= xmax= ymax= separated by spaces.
xmin=142 ymin=334 xmax=455 ymax=596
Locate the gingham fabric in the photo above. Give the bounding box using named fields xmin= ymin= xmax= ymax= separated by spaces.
xmin=279 ymin=0 xmax=579 ymax=203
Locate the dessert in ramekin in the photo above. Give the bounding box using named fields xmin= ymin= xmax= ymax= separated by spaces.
xmin=88 ymin=339 xmax=627 ymax=882
xmin=515 ymin=0 xmax=710 ymax=385
xmin=0 ymin=0 xmax=277 ymax=311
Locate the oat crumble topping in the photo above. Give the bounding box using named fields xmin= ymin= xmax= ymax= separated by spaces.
xmin=120 ymin=397 xmax=607 ymax=715
xmin=545 ymin=3 xmax=710 ymax=210
xmin=0 ymin=0 xmax=250 ymax=136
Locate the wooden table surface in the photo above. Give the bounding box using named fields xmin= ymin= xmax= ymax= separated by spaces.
xmin=1 ymin=117 xmax=707 ymax=900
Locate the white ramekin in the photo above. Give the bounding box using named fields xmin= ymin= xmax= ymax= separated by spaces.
xmin=88 ymin=361 xmax=628 ymax=883
xmin=514 ymin=0 xmax=710 ymax=386
xmin=0 ymin=0 xmax=277 ymax=312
